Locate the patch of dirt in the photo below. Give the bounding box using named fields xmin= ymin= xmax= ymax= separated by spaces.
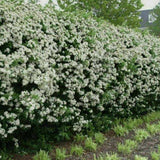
xmin=13 ymin=154 xmax=33 ymax=160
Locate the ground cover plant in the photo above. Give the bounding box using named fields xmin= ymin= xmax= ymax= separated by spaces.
xmin=134 ymin=155 xmax=148 ymax=160
xmin=118 ymin=139 xmax=137 ymax=154
xmin=33 ymin=150 xmax=51 ymax=160
xmin=93 ymin=153 xmax=119 ymax=160
xmin=84 ymin=137 xmax=97 ymax=151
xmin=1 ymin=0 xmax=160 ymax=157
xmin=94 ymin=133 xmax=105 ymax=145
xmin=5 ymin=111 xmax=159 ymax=160
xmin=70 ymin=145 xmax=84 ymax=156
xmin=134 ymin=129 xmax=150 ymax=142
xmin=55 ymin=148 xmax=67 ymax=160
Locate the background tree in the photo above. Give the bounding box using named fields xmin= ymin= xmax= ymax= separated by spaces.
xmin=57 ymin=0 xmax=143 ymax=28
xmin=149 ymin=3 xmax=160 ymax=36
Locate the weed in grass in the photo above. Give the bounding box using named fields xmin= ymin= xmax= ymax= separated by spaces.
xmin=118 ymin=139 xmax=137 ymax=154
xmin=94 ymin=133 xmax=106 ymax=144
xmin=85 ymin=137 xmax=97 ymax=151
xmin=93 ymin=153 xmax=119 ymax=160
xmin=146 ymin=124 xmax=158 ymax=135
xmin=74 ymin=133 xmax=86 ymax=142
xmin=151 ymin=151 xmax=160 ymax=160
xmin=33 ymin=150 xmax=51 ymax=160
xmin=113 ymin=125 xmax=128 ymax=136
xmin=55 ymin=148 xmax=67 ymax=160
xmin=134 ymin=129 xmax=150 ymax=142
xmin=134 ymin=155 xmax=148 ymax=160
xmin=70 ymin=145 xmax=84 ymax=156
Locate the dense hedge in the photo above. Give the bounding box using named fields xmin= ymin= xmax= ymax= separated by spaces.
xmin=0 ymin=1 xmax=160 ymax=148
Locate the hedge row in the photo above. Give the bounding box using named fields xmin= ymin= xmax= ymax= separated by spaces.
xmin=0 ymin=1 xmax=160 ymax=148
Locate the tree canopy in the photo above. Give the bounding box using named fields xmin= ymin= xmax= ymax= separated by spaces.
xmin=149 ymin=3 xmax=160 ymax=36
xmin=57 ymin=0 xmax=143 ymax=28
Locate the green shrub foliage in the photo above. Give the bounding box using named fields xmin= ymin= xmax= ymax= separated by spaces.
xmin=0 ymin=1 xmax=160 ymax=148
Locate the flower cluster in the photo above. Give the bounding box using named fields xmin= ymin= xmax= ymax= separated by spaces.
xmin=0 ymin=1 xmax=160 ymax=147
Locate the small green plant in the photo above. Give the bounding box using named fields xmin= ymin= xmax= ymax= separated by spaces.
xmin=151 ymin=151 xmax=160 ymax=160
xmin=143 ymin=112 xmax=160 ymax=123
xmin=33 ymin=150 xmax=51 ymax=160
xmin=93 ymin=154 xmax=104 ymax=160
xmin=104 ymin=153 xmax=119 ymax=160
xmin=118 ymin=139 xmax=137 ymax=154
xmin=146 ymin=124 xmax=158 ymax=135
xmin=124 ymin=118 xmax=143 ymax=130
xmin=94 ymin=133 xmax=106 ymax=144
xmin=85 ymin=137 xmax=97 ymax=151
xmin=113 ymin=125 xmax=128 ymax=136
xmin=134 ymin=129 xmax=150 ymax=142
xmin=70 ymin=145 xmax=84 ymax=156
xmin=93 ymin=153 xmax=119 ymax=160
xmin=158 ymin=145 xmax=160 ymax=153
xmin=157 ymin=122 xmax=160 ymax=131
xmin=74 ymin=133 xmax=86 ymax=142
xmin=134 ymin=155 xmax=148 ymax=160
xmin=114 ymin=118 xmax=123 ymax=126
xmin=55 ymin=148 xmax=67 ymax=160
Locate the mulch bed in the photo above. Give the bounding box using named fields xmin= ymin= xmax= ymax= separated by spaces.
xmin=12 ymin=120 xmax=160 ymax=160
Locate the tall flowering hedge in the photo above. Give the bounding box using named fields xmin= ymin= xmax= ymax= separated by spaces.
xmin=0 ymin=1 xmax=160 ymax=147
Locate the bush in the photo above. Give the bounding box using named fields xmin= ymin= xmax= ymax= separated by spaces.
xmin=0 ymin=0 xmax=160 ymax=149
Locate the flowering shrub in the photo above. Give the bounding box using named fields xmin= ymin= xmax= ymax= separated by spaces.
xmin=0 ymin=1 xmax=160 ymax=148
